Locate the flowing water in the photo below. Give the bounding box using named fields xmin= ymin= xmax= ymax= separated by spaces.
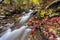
xmin=0 ymin=10 xmax=34 ymax=40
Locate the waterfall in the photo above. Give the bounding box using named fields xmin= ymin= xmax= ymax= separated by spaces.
xmin=19 ymin=10 xmax=34 ymax=24
xmin=0 ymin=26 xmax=28 ymax=40
xmin=0 ymin=10 xmax=34 ymax=40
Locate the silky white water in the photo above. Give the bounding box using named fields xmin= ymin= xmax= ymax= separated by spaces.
xmin=0 ymin=10 xmax=33 ymax=40
xmin=19 ymin=10 xmax=33 ymax=24
xmin=0 ymin=26 xmax=30 ymax=40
